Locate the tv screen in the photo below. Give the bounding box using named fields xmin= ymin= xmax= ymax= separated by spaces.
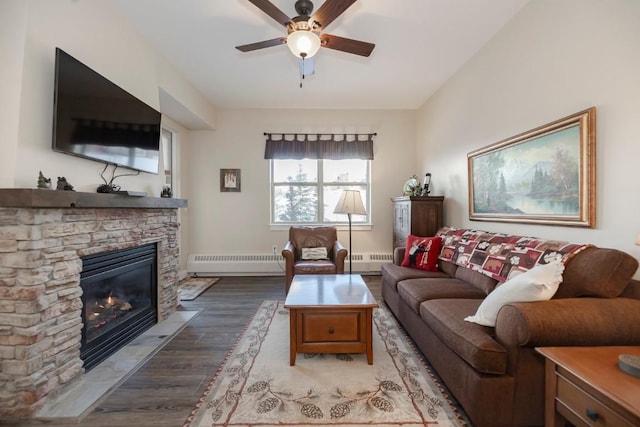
xmin=52 ymin=48 xmax=161 ymax=174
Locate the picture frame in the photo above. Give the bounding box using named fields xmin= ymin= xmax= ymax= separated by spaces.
xmin=220 ymin=169 xmax=241 ymax=192
xmin=467 ymin=107 xmax=596 ymax=227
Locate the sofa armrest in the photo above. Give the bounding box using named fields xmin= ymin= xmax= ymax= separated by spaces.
xmin=333 ymin=240 xmax=347 ymax=258
xmin=333 ymin=241 xmax=347 ymax=272
xmin=282 ymin=241 xmax=295 ymax=260
xmin=393 ymin=247 xmax=405 ymax=265
xmin=495 ymin=297 xmax=640 ymax=348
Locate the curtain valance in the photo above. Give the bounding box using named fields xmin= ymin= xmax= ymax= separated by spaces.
xmin=264 ymin=133 xmax=375 ymax=160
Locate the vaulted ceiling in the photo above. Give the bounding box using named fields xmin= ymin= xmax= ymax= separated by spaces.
xmin=111 ymin=0 xmax=530 ymax=110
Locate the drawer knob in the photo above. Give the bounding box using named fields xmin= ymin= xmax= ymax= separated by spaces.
xmin=586 ymin=408 xmax=599 ymax=421
xmin=328 ymin=327 xmax=335 ymax=334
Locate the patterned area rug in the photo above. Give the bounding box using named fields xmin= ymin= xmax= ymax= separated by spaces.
xmin=178 ymin=277 xmax=220 ymax=301
xmin=183 ymin=300 xmax=468 ymax=427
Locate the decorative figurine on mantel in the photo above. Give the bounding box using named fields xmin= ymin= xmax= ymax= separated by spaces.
xmin=160 ymin=186 xmax=173 ymax=198
xmin=37 ymin=171 xmax=52 ymax=189
xmin=56 ymin=177 xmax=75 ymax=191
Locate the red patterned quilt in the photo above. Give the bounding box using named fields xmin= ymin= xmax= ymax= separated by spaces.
xmin=436 ymin=226 xmax=589 ymax=282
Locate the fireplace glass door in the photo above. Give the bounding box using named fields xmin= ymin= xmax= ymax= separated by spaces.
xmin=80 ymin=244 xmax=158 ymax=370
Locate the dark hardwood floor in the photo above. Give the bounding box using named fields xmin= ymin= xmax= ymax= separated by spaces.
xmin=16 ymin=275 xmax=383 ymax=427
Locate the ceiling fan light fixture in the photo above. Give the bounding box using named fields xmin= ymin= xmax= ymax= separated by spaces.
xmin=287 ymin=30 xmax=321 ymax=59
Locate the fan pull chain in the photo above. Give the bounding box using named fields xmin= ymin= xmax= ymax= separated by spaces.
xmin=300 ymin=56 xmax=306 ymax=88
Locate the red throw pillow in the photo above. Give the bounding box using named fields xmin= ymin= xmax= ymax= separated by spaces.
xmin=401 ymin=235 xmax=442 ymax=272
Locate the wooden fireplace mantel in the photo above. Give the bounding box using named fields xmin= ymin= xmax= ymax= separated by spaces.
xmin=0 ymin=189 xmax=187 ymax=209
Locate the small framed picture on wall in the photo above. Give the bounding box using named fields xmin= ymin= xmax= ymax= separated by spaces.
xmin=220 ymin=169 xmax=241 ymax=192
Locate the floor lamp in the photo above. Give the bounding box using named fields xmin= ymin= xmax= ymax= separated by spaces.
xmin=333 ymin=190 xmax=367 ymax=275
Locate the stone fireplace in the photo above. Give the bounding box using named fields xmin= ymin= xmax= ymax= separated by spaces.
xmin=0 ymin=189 xmax=186 ymax=418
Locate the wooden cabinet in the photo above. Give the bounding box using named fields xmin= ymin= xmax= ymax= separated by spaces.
xmin=391 ymin=196 xmax=444 ymax=249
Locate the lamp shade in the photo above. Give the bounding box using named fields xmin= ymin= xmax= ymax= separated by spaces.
xmin=334 ymin=190 xmax=367 ymax=216
xmin=287 ymin=30 xmax=321 ymax=59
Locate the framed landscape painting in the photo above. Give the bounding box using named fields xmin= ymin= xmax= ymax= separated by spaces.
xmin=468 ymin=107 xmax=596 ymax=227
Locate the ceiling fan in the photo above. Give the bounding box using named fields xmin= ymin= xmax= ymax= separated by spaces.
xmin=236 ymin=0 xmax=375 ymax=61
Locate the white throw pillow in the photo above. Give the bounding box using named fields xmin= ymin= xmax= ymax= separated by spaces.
xmin=464 ymin=260 xmax=564 ymax=327
xmin=301 ymin=247 xmax=328 ymax=260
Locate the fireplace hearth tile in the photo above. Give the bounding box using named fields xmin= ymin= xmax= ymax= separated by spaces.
xmin=34 ymin=310 xmax=200 ymax=420
xmin=152 ymin=310 xmax=200 ymax=335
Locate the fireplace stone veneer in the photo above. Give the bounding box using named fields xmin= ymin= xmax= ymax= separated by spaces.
xmin=0 ymin=190 xmax=186 ymax=418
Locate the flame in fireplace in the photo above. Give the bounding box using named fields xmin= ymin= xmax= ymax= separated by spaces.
xmin=86 ymin=292 xmax=135 ymax=330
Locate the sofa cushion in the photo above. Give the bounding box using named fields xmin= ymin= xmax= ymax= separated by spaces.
xmin=301 ymin=247 xmax=328 ymax=260
xmin=289 ymin=226 xmax=337 ymax=259
xmin=464 ymin=260 xmax=564 ymax=327
xmin=556 ymin=246 xmax=639 ymax=298
xmin=397 ymin=278 xmax=486 ymax=314
xmin=439 ymin=260 xmax=458 ymax=277
xmin=401 ymin=235 xmax=442 ymax=271
xmin=420 ymin=299 xmax=507 ymax=375
xmin=621 ymin=279 xmax=640 ymax=299
xmin=293 ymin=260 xmax=336 ymax=275
xmin=455 ymin=265 xmax=498 ymax=295
xmin=381 ymin=263 xmax=450 ymax=292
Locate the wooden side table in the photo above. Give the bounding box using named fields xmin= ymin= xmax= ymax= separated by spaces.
xmin=536 ymin=346 xmax=640 ymax=427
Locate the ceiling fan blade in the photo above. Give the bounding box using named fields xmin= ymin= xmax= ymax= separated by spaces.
xmin=236 ymin=37 xmax=286 ymax=52
xmin=311 ymin=0 xmax=357 ymax=29
xmin=247 ymin=0 xmax=291 ymax=26
xmin=320 ymin=34 xmax=375 ymax=57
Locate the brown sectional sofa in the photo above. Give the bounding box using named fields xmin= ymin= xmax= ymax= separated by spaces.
xmin=381 ymin=227 xmax=640 ymax=427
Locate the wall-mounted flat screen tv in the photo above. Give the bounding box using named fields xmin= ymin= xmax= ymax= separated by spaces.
xmin=52 ymin=48 xmax=161 ymax=174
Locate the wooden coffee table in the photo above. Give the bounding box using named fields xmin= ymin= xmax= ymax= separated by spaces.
xmin=284 ymin=274 xmax=379 ymax=366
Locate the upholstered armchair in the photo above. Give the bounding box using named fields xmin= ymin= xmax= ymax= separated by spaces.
xmin=282 ymin=226 xmax=348 ymax=294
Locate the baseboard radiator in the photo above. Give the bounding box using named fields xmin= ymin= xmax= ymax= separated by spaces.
xmin=186 ymin=253 xmax=392 ymax=276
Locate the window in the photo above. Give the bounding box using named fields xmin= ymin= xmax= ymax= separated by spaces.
xmin=271 ymin=159 xmax=370 ymax=225
xmin=161 ymin=128 xmax=174 ymax=191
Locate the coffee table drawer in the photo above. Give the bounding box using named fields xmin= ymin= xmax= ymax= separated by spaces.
xmin=301 ymin=311 xmax=361 ymax=343
xmin=557 ymin=374 xmax=634 ymax=427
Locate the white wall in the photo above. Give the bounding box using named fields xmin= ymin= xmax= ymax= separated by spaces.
xmin=416 ymin=0 xmax=640 ymax=273
xmin=4 ymin=0 xmax=215 ymax=195
xmin=187 ymin=108 xmax=417 ymax=256
xmin=0 ymin=1 xmax=28 ymax=188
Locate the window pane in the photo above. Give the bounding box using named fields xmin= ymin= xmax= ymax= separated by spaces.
xmin=323 ymin=159 xmax=367 ymax=183
xmin=274 ymin=185 xmax=318 ymax=222
xmin=161 ymin=129 xmax=173 ymax=188
xmin=273 ymin=159 xmax=317 ymax=183
xmin=323 ymin=186 xmax=368 ymax=222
